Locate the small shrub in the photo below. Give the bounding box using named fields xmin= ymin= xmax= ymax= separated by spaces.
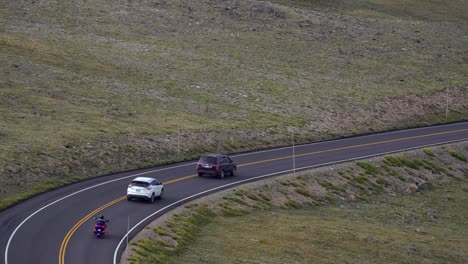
xmin=285 ymin=199 xmax=302 ymax=208
xmin=172 ymin=213 xmax=180 ymax=220
xmin=234 ymin=189 xmax=245 ymax=196
xmin=398 ymin=156 xmax=420 ymax=169
xmin=257 ymin=192 xmax=271 ymax=202
xmin=250 ymin=203 xmax=264 ymax=209
xmin=172 ymin=226 xmax=190 ymax=239
xmin=279 ymin=180 xmax=290 ymax=186
xmin=449 ymin=150 xmax=467 ymax=162
xmin=155 ymin=238 xmax=174 ymax=248
xmin=289 ymin=180 xmax=305 ymax=188
xmin=413 ymin=159 xmax=425 ymax=166
xmin=221 ymin=205 xmax=248 ymax=217
xmin=234 ymin=188 xmax=256 ymax=199
xmin=423 ymin=148 xmax=435 ymax=157
xmin=356 ymin=161 xmax=378 ymax=175
xmin=396 ymin=174 xmax=407 ymax=181
xmin=325 ymin=194 xmax=336 ymax=201
xmin=354 ymin=174 xmax=369 ymax=184
xmin=357 ymin=194 xmax=370 ymax=202
xmin=349 ymin=181 xmax=368 ymax=193
xmin=154 ymin=226 xmax=170 ymax=236
xmin=317 ymin=179 xmax=334 ymax=189
xmin=166 ymin=219 xmax=176 ymax=228
xmin=422 ymin=160 xmax=448 ymax=174
xmin=342 ymin=174 xmax=352 ymax=180
xmin=382 ymin=164 xmax=406 ymax=180
xmin=295 ymin=187 xmax=315 ymax=198
xmin=376 ymin=177 xmax=390 ymax=186
xmin=227 ymin=196 xmax=249 ymax=206
xmin=245 ymin=191 xmax=260 ymax=201
xmin=184 ymin=203 xmax=198 ymax=209
xmin=368 ymin=182 xmax=384 ymax=193
xmin=383 ymin=156 xmax=402 ymax=167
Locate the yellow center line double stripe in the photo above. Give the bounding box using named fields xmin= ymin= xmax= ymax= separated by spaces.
xmin=58 ymin=174 xmax=199 ymax=264
xmin=58 ymin=127 xmax=468 ymax=264
xmin=240 ymin=128 xmax=468 ymax=167
xmin=58 ymin=197 xmax=126 ymax=264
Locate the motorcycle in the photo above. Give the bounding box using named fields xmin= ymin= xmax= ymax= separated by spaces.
xmin=93 ymin=218 xmax=109 ymax=238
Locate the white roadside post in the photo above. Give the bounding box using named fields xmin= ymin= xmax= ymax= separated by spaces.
xmin=287 ymin=126 xmax=296 ymax=175
xmin=126 ymin=216 xmax=129 ymax=256
xmin=445 ymin=80 xmax=449 ymax=121
xmin=293 ymin=130 xmax=296 ymax=174
xmin=177 ymin=127 xmax=180 ymax=160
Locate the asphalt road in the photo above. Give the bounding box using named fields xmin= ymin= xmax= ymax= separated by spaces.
xmin=1 ymin=122 xmax=467 ymax=264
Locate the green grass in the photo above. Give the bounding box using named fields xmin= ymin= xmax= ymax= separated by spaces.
xmin=449 ymin=150 xmax=467 ymax=162
xmin=172 ymin=181 xmax=468 ymax=263
xmin=129 ymin=205 xmax=215 ymax=263
xmin=127 ymin=144 xmax=467 ymax=263
xmin=356 ymin=161 xmax=378 ymax=175
xmin=257 ymin=192 xmax=271 ymax=202
xmin=0 ymin=177 xmax=85 ymax=209
xmin=224 ymin=196 xmax=249 ymax=206
xmin=376 ymin=177 xmax=390 ymax=186
xmin=154 ymin=226 xmax=170 ymax=237
xmin=317 ymin=179 xmax=344 ymax=193
xmin=423 ymin=148 xmax=435 ymax=157
xmin=295 ymin=187 xmax=316 ymax=198
xmin=354 ymin=174 xmax=370 ymax=184
xmin=284 ymin=199 xmax=302 ymax=209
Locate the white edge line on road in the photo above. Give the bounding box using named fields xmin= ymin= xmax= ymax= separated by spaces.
xmin=11 ymin=124 xmax=456 ymax=263
xmin=233 ymin=122 xmax=465 ymax=156
xmin=4 ymin=162 xmax=192 ymax=264
xmin=112 ymin=138 xmax=467 ymax=264
xmin=4 ymin=139 xmax=318 ymax=264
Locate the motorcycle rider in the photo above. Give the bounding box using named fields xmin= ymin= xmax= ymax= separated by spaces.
xmin=93 ymin=215 xmax=109 ymax=237
xmin=94 ymin=215 xmax=109 ymax=224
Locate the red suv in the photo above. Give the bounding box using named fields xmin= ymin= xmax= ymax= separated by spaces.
xmin=196 ymin=154 xmax=237 ymax=179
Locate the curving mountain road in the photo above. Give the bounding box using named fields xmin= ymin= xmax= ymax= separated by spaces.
xmin=1 ymin=122 xmax=467 ymax=264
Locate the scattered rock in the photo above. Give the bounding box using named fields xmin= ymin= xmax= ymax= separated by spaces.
xmin=415 ymin=227 xmax=427 ymax=234
xmin=408 ymin=245 xmax=417 ymax=252
xmin=417 ymin=182 xmax=429 ymax=191
xmin=406 ymin=183 xmax=418 ymax=193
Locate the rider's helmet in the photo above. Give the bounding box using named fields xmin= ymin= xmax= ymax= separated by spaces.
xmin=100 ymin=215 xmax=105 ymax=219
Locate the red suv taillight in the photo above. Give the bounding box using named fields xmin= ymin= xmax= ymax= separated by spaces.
xmin=145 ymin=186 xmax=151 ymax=190
xmin=128 ymin=184 xmax=132 ymax=188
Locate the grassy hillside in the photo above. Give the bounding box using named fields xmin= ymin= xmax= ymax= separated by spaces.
xmin=0 ymin=0 xmax=467 ymax=204
xmin=124 ymin=143 xmax=468 ymax=263
xmin=172 ymin=181 xmax=468 ymax=264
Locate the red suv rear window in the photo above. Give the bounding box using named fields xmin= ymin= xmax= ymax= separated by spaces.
xmin=199 ymin=156 xmax=218 ymax=164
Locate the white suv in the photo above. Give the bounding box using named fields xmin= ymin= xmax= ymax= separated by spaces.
xmin=127 ymin=177 xmax=164 ymax=203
